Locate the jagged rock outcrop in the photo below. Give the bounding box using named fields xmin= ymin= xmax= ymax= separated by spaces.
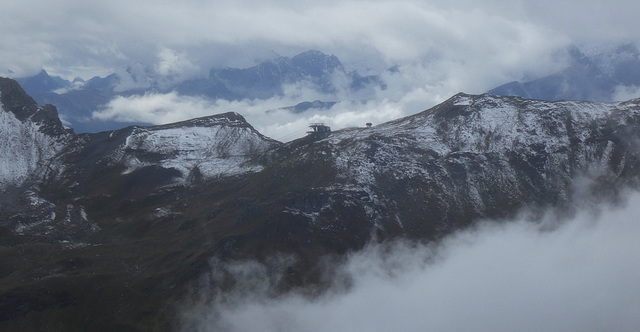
xmin=0 ymin=78 xmax=70 ymax=188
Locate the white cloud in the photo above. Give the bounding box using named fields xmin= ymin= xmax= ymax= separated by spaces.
xmin=4 ymin=0 xmax=633 ymax=84
xmin=91 ymin=72 xmax=435 ymax=142
xmin=180 ymin=190 xmax=640 ymax=332
xmin=613 ymin=85 xmax=640 ymax=101
xmin=105 ymin=47 xmax=202 ymax=92
xmin=154 ymin=47 xmax=199 ymax=81
xmin=92 ymin=92 xmax=218 ymax=124
xmin=522 ymin=0 xmax=640 ymax=44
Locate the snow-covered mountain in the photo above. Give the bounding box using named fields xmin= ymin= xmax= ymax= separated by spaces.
xmin=110 ymin=112 xmax=280 ymax=180
xmin=251 ymin=92 xmax=640 ymax=240
xmin=7 ymin=76 xmax=638 ymax=248
xmin=0 ymin=78 xmax=71 ymax=188
xmin=0 ymin=79 xmax=279 ymax=240
xmin=3 ymin=77 xmax=640 ymax=330
xmin=489 ymin=43 xmax=640 ymax=102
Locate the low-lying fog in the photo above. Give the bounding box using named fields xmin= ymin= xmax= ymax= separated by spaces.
xmin=180 ymin=190 xmax=640 ymax=332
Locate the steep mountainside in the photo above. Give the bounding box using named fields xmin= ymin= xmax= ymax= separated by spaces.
xmin=2 ymin=77 xmax=640 ymax=330
xmin=0 ymin=78 xmax=71 ymax=188
xmin=0 ymin=80 xmax=279 ymax=242
xmin=249 ymin=93 xmax=640 ymax=242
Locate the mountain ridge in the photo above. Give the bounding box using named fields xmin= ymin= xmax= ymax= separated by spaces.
xmin=3 ymin=78 xmax=640 ymax=330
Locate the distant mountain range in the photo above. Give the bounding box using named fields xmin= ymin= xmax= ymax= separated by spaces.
xmin=3 ymin=76 xmax=640 ymax=329
xmin=16 ymin=44 xmax=640 ymax=138
xmin=489 ymin=43 xmax=640 ymax=102
xmin=15 ymin=50 xmax=384 ymax=133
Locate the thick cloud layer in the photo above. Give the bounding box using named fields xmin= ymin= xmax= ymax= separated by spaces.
xmin=180 ymin=191 xmax=640 ymax=331
xmin=3 ymin=0 xmax=637 ymax=81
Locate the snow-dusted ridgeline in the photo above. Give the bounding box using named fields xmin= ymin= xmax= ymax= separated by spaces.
xmin=328 ymin=93 xmax=640 ymax=187
xmin=281 ymin=93 xmax=640 ymax=233
xmin=115 ymin=112 xmax=280 ymax=179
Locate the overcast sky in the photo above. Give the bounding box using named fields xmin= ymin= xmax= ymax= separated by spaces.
xmin=2 ymin=0 xmax=639 ymax=79
xmin=2 ymin=0 xmax=640 ymax=139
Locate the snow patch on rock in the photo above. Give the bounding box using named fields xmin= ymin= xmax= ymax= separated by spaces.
xmin=116 ymin=114 xmax=279 ymax=179
xmin=0 ymin=101 xmax=67 ymax=188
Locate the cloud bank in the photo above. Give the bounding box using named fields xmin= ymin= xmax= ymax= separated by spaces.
xmin=92 ymin=92 xmax=407 ymax=142
xmin=180 ymin=190 xmax=640 ymax=332
xmin=4 ymin=0 xmax=637 ymax=81
xmin=92 ymin=70 xmax=420 ymax=142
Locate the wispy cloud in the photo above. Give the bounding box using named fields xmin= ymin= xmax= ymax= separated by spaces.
xmin=91 ymin=87 xmax=406 ymax=142
xmin=613 ymin=85 xmax=640 ymax=101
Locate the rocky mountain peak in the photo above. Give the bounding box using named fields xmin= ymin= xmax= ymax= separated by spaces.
xmin=0 ymin=77 xmax=39 ymax=120
xmin=0 ymin=78 xmax=72 ymax=192
xmin=15 ymin=69 xmax=71 ymax=96
xmin=291 ymin=50 xmax=344 ymax=76
xmin=0 ymin=77 xmax=68 ymax=137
